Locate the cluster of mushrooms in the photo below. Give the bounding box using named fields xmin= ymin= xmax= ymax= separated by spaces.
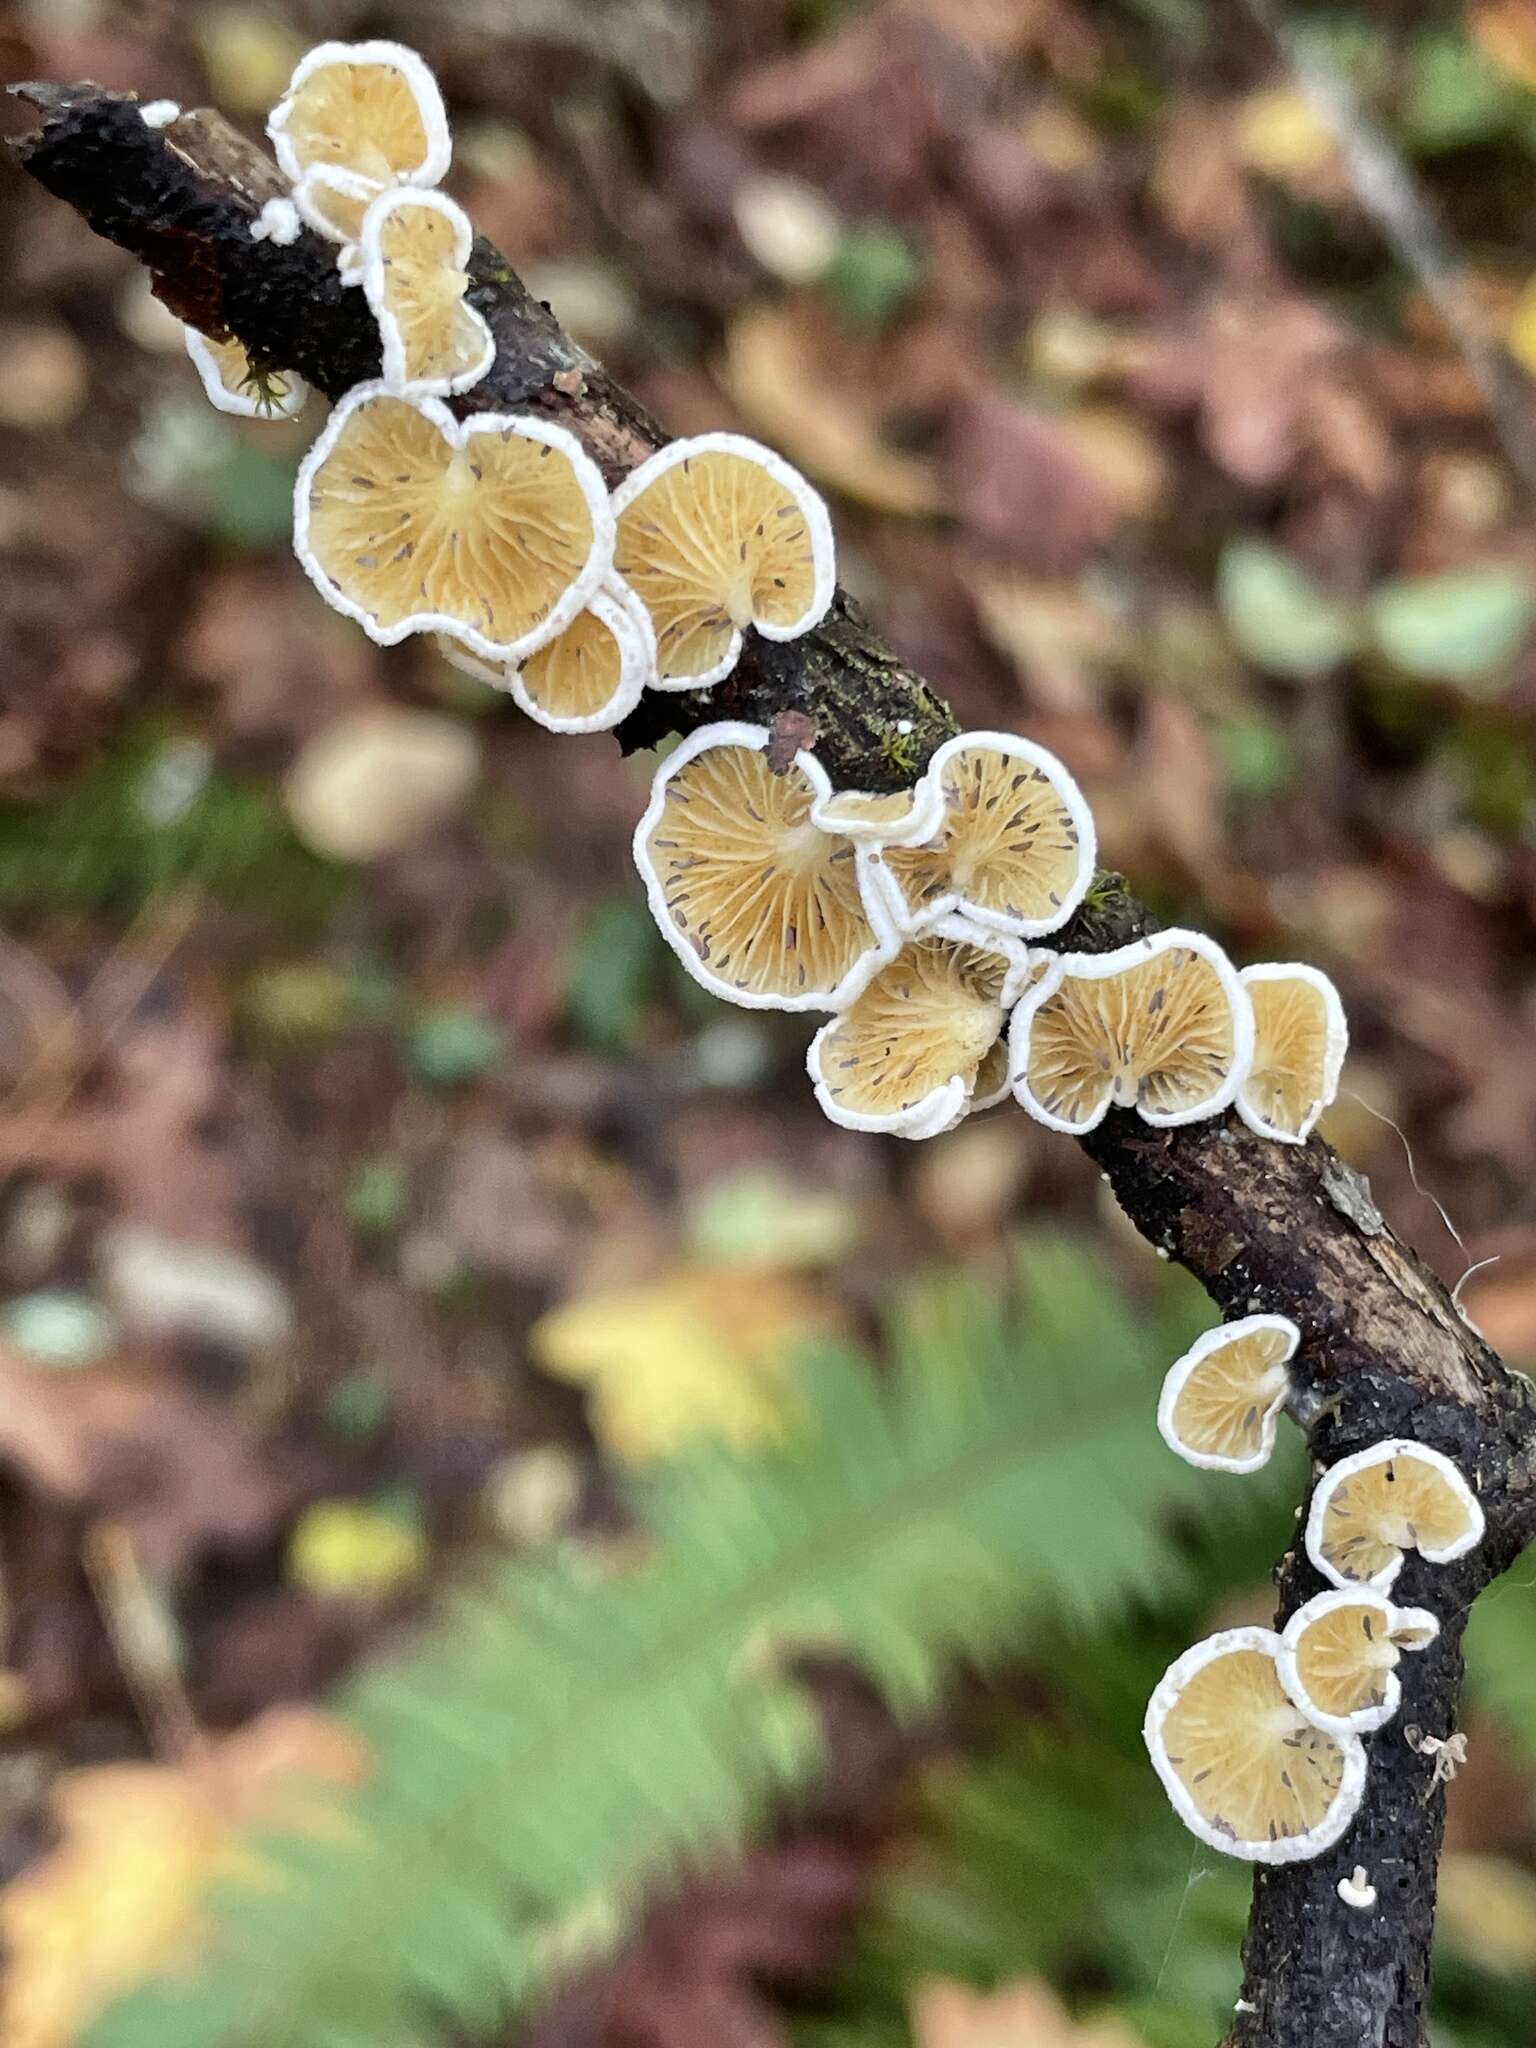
xmin=169 ymin=38 xmax=1487 ymax=1885
xmin=1148 ymin=1318 xmax=1483 ymax=1869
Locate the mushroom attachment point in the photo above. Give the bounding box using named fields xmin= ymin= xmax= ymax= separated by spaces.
xmin=268 ymin=41 xmax=452 ymax=242
xmin=360 ymin=189 xmax=494 ymax=398
xmin=294 ymin=385 xmax=613 ymax=661
xmin=858 ymin=732 xmax=1095 ymax=939
xmin=633 ymin=722 xmax=897 ymax=1012
xmin=184 ymin=326 xmax=307 ymax=420
xmin=1306 ymin=1440 xmax=1484 ymax=1591
xmin=807 ymin=783 xmax=947 ymax=847
xmin=1237 ymin=962 xmax=1349 ymax=1144
xmin=1156 ymin=1314 xmax=1299 ymax=1473
xmin=1144 ymin=1627 xmax=1367 ymax=1864
xmin=438 ymin=579 xmax=656 ymax=734
xmin=612 ymin=433 xmax=835 ymax=689
xmin=807 ymin=918 xmax=1035 ymax=1139
xmin=1277 ymin=1589 xmax=1439 ymax=1736
xmin=1009 ymin=928 xmax=1254 ymax=1134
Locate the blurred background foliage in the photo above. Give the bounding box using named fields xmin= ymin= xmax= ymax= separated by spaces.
xmin=1 ymin=0 xmax=1536 ymax=2043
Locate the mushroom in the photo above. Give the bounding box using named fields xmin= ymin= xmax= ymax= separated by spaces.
xmin=183 ymin=327 xmax=307 ymax=420
xmin=293 ymin=384 xmax=613 ymax=661
xmin=268 ymin=40 xmax=451 ymax=244
xmin=1009 ymin=928 xmax=1254 ymax=1134
xmin=359 ymin=189 xmax=494 ymax=398
xmin=633 ymin=721 xmax=898 ymax=1012
xmin=1144 ymin=1627 xmax=1367 ymax=1864
xmin=807 ymin=782 xmax=946 ymax=847
xmin=1276 ymin=1588 xmax=1439 ymax=1737
xmin=1156 ymin=1314 xmax=1300 ymax=1473
xmin=1236 ymin=962 xmax=1348 ymax=1145
xmin=807 ymin=918 xmax=1034 ymax=1139
xmin=612 ymin=433 xmax=835 ymax=689
xmin=857 ymin=732 xmax=1095 ymax=940
xmin=1306 ymin=1440 xmax=1484 ymax=1592
xmin=436 ymin=577 xmax=656 ymax=734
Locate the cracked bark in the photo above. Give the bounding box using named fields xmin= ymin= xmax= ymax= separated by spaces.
xmin=12 ymin=80 xmax=1536 ymax=2048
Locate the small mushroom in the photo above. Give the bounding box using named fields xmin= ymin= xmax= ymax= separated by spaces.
xmin=268 ymin=40 xmax=451 ymax=243
xmin=436 ymin=577 xmax=656 ymax=734
xmin=359 ymin=188 xmax=494 ymax=398
xmin=1144 ymin=1627 xmax=1367 ymax=1864
xmin=858 ymin=731 xmax=1095 ymax=940
xmin=612 ymin=433 xmax=835 ymax=689
xmin=1306 ymin=1440 xmax=1484 ymax=1592
xmin=1237 ymin=962 xmax=1348 ymax=1145
xmin=1009 ymin=928 xmax=1254 ymax=1134
xmin=633 ymin=721 xmax=898 ymax=1012
xmin=183 ymin=327 xmax=307 ymax=420
xmin=807 ymin=917 xmax=1034 ymax=1139
xmin=294 ymin=384 xmax=613 ymax=661
xmin=1157 ymin=1314 xmax=1299 ymax=1474
xmin=1277 ymin=1588 xmax=1439 ymax=1737
xmin=807 ymin=783 xmax=946 ymax=847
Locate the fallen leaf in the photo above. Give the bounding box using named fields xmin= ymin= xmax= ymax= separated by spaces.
xmin=0 ymin=1706 xmax=369 ymax=2048
xmin=532 ymin=1266 xmax=835 ymax=1465
xmin=912 ymin=1975 xmax=1146 ymax=2048
xmin=946 ymin=393 xmax=1120 ymax=571
xmin=724 ymin=303 xmax=942 ymax=517
xmin=1438 ymin=1853 xmax=1536 ymax=1973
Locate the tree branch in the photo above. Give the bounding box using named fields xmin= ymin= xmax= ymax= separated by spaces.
xmin=11 ymin=81 xmax=1536 ymax=2048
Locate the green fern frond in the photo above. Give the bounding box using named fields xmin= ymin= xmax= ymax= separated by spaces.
xmin=86 ymin=1238 xmax=1285 ymax=2048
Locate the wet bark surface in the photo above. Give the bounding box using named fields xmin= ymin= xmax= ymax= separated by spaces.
xmin=12 ymin=81 xmax=1536 ymax=2048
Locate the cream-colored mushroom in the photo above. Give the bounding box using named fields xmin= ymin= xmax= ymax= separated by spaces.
xmin=633 ymin=722 xmax=898 ymax=1011
xmin=807 ymin=918 xmax=1034 ymax=1139
xmin=1157 ymin=1315 xmax=1299 ymax=1474
xmin=268 ymin=40 xmax=451 ymax=243
xmin=183 ymin=326 xmax=306 ymax=420
xmin=1237 ymin=962 xmax=1348 ymax=1144
xmin=359 ymin=188 xmax=494 ymax=397
xmin=1010 ymin=929 xmax=1253 ymax=1134
xmin=612 ymin=434 xmax=835 ymax=689
xmin=1306 ymin=1440 xmax=1483 ymax=1592
xmin=807 ymin=782 xmax=946 ymax=847
xmin=858 ymin=731 xmax=1095 ymax=940
xmin=1144 ymin=1627 xmax=1367 ymax=1863
xmin=1276 ymin=1589 xmax=1438 ymax=1737
xmin=436 ymin=578 xmax=656 ymax=734
xmin=294 ymin=385 xmax=613 ymax=661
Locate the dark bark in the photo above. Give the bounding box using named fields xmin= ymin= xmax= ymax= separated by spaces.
xmin=11 ymin=81 xmax=1535 ymax=2048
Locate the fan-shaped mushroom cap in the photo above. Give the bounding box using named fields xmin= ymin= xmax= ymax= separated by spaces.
xmin=807 ymin=782 xmax=947 ymax=847
xmin=1009 ymin=929 xmax=1253 ymax=1135
xmin=858 ymin=732 xmax=1095 ymax=939
xmin=268 ymin=41 xmax=450 ymax=242
xmin=1306 ymin=1440 xmax=1484 ymax=1591
xmin=807 ymin=917 xmax=1034 ymax=1139
xmin=294 ymin=385 xmax=613 ymax=661
xmin=612 ymin=434 xmax=835 ymax=689
xmin=1277 ymin=1589 xmax=1439 ymax=1737
xmin=359 ymin=189 xmax=494 ymax=397
xmin=1237 ymin=962 xmax=1349 ymax=1145
xmin=433 ymin=580 xmax=654 ymax=733
xmin=183 ymin=327 xmax=306 ymax=420
xmin=294 ymin=164 xmax=380 ymax=244
xmin=1144 ymin=1627 xmax=1367 ymax=1864
xmin=634 ymin=722 xmax=898 ymax=1012
xmin=1157 ymin=1314 xmax=1299 ymax=1474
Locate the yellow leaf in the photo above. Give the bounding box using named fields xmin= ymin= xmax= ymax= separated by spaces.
xmin=1508 ymin=274 xmax=1536 ymax=378
xmin=0 ymin=1708 xmax=369 ymax=2048
xmin=1471 ymin=0 xmax=1536 ymax=90
xmin=1439 ymin=1852 xmax=1536 ymax=1974
xmin=1234 ymin=87 xmax=1336 ymax=178
xmin=532 ymin=1265 xmax=833 ymax=1464
xmin=287 ymin=1499 xmax=427 ymax=1599
xmin=911 ymin=1976 xmax=1147 ymax=2048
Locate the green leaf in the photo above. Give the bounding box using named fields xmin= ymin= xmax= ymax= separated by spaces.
xmin=564 ymin=894 xmax=663 ymax=1051
xmin=84 ymin=1237 xmax=1290 ymax=2048
xmin=407 ymin=1007 xmax=506 ymax=1087
xmin=1217 ymin=539 xmax=1361 ymax=678
xmin=1367 ymin=568 xmax=1536 ymax=690
xmin=1399 ymin=31 xmax=1514 ymax=153
xmin=822 ymin=223 xmax=923 ymax=332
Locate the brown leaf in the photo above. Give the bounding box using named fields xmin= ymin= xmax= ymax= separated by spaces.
xmin=946 ymin=393 xmax=1121 ymax=570
xmin=766 ymin=710 xmax=818 ymax=772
